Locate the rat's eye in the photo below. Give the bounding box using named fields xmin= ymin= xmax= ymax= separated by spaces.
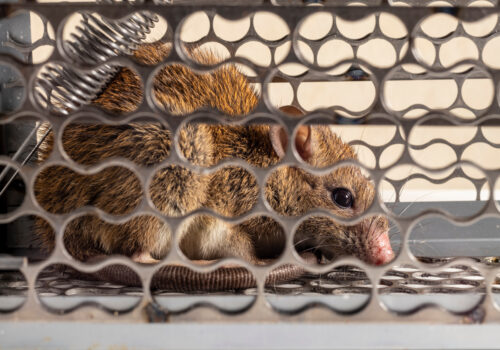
xmin=331 ymin=188 xmax=353 ymax=209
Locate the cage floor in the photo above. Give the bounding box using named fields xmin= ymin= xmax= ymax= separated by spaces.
xmin=1 ymin=257 xmax=496 ymax=314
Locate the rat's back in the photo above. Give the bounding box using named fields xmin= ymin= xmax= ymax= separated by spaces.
xmin=34 ymin=46 xmax=264 ymax=261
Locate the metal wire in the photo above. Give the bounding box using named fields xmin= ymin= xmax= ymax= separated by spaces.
xmin=0 ymin=123 xmax=50 ymax=199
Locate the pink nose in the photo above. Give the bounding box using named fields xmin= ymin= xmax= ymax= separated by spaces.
xmin=369 ymin=231 xmax=395 ymax=265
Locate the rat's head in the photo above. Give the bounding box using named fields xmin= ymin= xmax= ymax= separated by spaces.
xmin=266 ymin=117 xmax=395 ymax=265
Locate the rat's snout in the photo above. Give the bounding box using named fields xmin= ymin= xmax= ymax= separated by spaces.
xmin=369 ymin=230 xmax=394 ymax=265
xmin=295 ymin=216 xmax=395 ymax=265
xmin=361 ymin=216 xmax=395 ymax=266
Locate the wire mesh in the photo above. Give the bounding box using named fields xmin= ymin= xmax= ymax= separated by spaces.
xmin=1 ymin=2 xmax=500 ymax=323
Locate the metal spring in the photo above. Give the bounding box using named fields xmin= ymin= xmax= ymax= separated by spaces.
xmin=65 ymin=11 xmax=158 ymax=65
xmin=34 ymin=11 xmax=158 ymax=115
xmin=34 ymin=64 xmax=119 ymax=114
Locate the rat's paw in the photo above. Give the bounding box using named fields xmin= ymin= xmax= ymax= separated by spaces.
xmin=132 ymin=251 xmax=160 ymax=264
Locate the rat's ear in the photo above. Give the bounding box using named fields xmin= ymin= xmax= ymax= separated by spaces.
xmin=269 ymin=106 xmax=312 ymax=161
xmin=279 ymin=105 xmax=303 ymax=116
xmin=295 ymin=124 xmax=312 ymax=161
xmin=269 ymin=124 xmax=288 ymax=158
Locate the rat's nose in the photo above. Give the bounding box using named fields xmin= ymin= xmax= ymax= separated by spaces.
xmin=369 ymin=231 xmax=395 ymax=265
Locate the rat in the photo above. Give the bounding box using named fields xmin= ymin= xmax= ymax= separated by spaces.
xmin=34 ymin=42 xmax=394 ymax=267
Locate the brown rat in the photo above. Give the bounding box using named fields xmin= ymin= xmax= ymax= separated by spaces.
xmin=34 ymin=42 xmax=394 ymax=266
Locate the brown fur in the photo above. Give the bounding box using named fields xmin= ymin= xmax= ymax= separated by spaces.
xmin=34 ymin=43 xmax=389 ymax=264
xmin=94 ymin=43 xmax=258 ymax=116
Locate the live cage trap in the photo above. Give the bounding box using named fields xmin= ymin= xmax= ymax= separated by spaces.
xmin=1 ymin=0 xmax=500 ymax=337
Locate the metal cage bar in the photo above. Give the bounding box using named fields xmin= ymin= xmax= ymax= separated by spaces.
xmin=1 ymin=3 xmax=500 ymax=331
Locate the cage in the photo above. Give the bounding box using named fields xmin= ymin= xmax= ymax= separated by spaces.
xmin=1 ymin=1 xmax=500 ymax=349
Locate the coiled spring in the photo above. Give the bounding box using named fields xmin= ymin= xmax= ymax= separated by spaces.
xmin=34 ymin=11 xmax=158 ymax=115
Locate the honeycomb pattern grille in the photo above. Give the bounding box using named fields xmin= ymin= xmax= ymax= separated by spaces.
xmin=1 ymin=2 xmax=500 ymax=322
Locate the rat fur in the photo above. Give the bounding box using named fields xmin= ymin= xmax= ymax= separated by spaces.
xmin=34 ymin=42 xmax=394 ymax=266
